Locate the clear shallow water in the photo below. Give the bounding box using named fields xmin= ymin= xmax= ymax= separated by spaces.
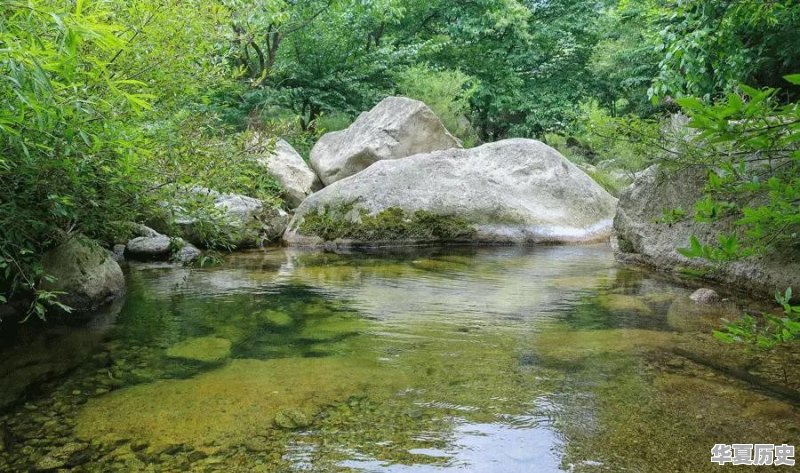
xmin=1 ymin=245 xmax=798 ymax=472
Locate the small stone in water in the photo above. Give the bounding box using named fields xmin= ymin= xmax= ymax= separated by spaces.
xmin=243 ymin=436 xmax=270 ymax=452
xmin=690 ymin=288 xmax=720 ymax=305
xmin=665 ymin=358 xmax=685 ymax=369
xmin=273 ymin=409 xmax=311 ymax=430
xmin=187 ymin=450 xmax=208 ymax=462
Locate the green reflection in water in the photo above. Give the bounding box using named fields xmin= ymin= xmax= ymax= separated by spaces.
xmin=0 ymin=246 xmax=797 ymax=473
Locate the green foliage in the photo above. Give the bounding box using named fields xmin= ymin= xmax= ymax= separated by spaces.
xmin=676 ymin=234 xmax=750 ymax=263
xmin=589 ymin=0 xmax=663 ymax=117
xmin=669 ymin=78 xmax=800 ymax=258
xmin=655 ymin=207 xmax=687 ymax=225
xmin=395 ymin=66 xmax=479 ymax=146
xmin=298 ymin=204 xmax=476 ymax=242
xmin=715 ymin=288 xmax=800 ymax=350
xmin=0 ymin=0 xmax=148 ymax=307
xmin=569 ymin=100 xmax=660 ymax=170
xmin=650 ymin=0 xmax=800 ymax=102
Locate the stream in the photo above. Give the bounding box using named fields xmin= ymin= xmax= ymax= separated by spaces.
xmin=1 ymin=245 xmax=798 ymax=472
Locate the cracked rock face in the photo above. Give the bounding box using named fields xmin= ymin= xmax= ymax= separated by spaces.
xmin=310 ymin=96 xmax=461 ymax=186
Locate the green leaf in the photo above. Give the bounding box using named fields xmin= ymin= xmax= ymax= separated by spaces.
xmin=784 ymin=74 xmax=800 ymax=86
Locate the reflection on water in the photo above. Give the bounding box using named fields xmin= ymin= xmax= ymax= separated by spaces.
xmin=0 ymin=245 xmax=798 ymax=472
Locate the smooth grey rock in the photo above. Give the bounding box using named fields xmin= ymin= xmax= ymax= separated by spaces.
xmin=125 ymin=230 xmax=201 ymax=264
xmin=175 ymin=243 xmax=201 ymax=263
xmin=613 ymin=165 xmax=800 ymax=299
xmin=251 ymin=137 xmax=322 ymax=208
xmin=41 ymin=236 xmax=125 ymax=311
xmin=310 ymin=96 xmax=461 ymax=185
xmin=111 ymin=244 xmax=126 ymax=263
xmin=690 ymin=288 xmax=720 ymax=305
xmin=125 ymin=235 xmax=172 ymax=261
xmin=286 ymin=139 xmax=618 ymax=246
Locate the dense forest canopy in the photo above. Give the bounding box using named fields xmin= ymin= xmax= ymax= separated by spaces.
xmin=1 ymin=0 xmax=799 ymax=326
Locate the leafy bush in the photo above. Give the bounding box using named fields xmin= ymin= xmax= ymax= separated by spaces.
xmin=715 ymin=288 xmax=800 ymax=350
xmin=0 ymin=1 xmax=150 ymax=311
xmin=668 ymin=77 xmax=800 ymax=260
xmin=395 ymin=66 xmax=480 ymax=146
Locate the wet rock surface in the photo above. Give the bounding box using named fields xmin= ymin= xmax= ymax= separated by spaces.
xmin=689 ymin=288 xmax=720 ymax=304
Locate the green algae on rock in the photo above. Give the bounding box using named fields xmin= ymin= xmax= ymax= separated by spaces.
xmin=596 ymin=294 xmax=653 ymax=315
xmin=259 ymin=309 xmax=294 ymax=328
xmin=75 ymin=358 xmax=404 ymax=450
xmin=165 ymin=336 xmax=232 ymax=363
xmin=296 ymin=203 xmax=477 ymax=244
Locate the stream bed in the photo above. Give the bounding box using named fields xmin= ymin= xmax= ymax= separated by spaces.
xmin=1 ymin=245 xmax=798 ymax=472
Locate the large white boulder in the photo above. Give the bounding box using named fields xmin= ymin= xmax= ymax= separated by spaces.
xmin=251 ymin=138 xmax=322 ymax=208
xmin=310 ymin=96 xmax=461 ymax=186
xmin=285 ymin=139 xmax=618 ymax=246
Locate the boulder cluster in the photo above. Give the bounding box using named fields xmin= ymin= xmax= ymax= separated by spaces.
xmin=42 ymin=95 xmax=793 ymax=313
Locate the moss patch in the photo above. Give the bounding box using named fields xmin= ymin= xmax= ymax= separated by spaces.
xmin=535 ymin=328 xmax=676 ymax=363
xmin=165 ymin=336 xmax=232 ymax=363
xmin=75 ymin=358 xmax=403 ymax=450
xmin=297 ymin=203 xmax=476 ymax=242
xmin=596 ymin=294 xmax=652 ymax=314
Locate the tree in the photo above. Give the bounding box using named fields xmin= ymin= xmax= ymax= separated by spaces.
xmin=650 ymin=0 xmax=800 ymax=102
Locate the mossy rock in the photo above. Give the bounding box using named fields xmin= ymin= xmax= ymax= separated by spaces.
xmin=273 ymin=408 xmax=311 ymax=429
xmin=596 ymin=294 xmax=652 ymax=315
xmin=75 ymin=358 xmax=404 ymax=449
xmin=259 ymin=309 xmax=294 ymax=328
xmin=296 ymin=203 xmax=476 ymax=243
xmin=41 ymin=235 xmax=125 ymax=311
xmin=165 ymin=337 xmax=232 ymax=363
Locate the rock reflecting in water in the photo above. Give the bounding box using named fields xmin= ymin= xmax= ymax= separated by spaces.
xmin=0 ymin=245 xmax=797 ymax=473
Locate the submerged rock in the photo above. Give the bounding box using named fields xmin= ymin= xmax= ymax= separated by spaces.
xmin=689 ymin=288 xmax=720 ymax=305
xmin=75 ymin=358 xmax=402 ymax=449
xmin=125 ymin=232 xmax=200 ymax=264
xmin=41 ymin=236 xmax=125 ymax=311
xmin=33 ymin=442 xmax=88 ymax=471
xmin=165 ymin=337 xmax=232 ymax=363
xmin=596 ymin=294 xmax=652 ymax=314
xmin=273 ymin=408 xmax=311 ymax=429
xmin=613 ymin=165 xmax=800 ymax=299
xmin=251 ymin=137 xmax=322 ymax=208
xmin=310 ymin=96 xmax=461 ymax=185
xmin=665 ymin=296 xmax=740 ymax=333
xmin=286 ymin=139 xmax=618 ymax=246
